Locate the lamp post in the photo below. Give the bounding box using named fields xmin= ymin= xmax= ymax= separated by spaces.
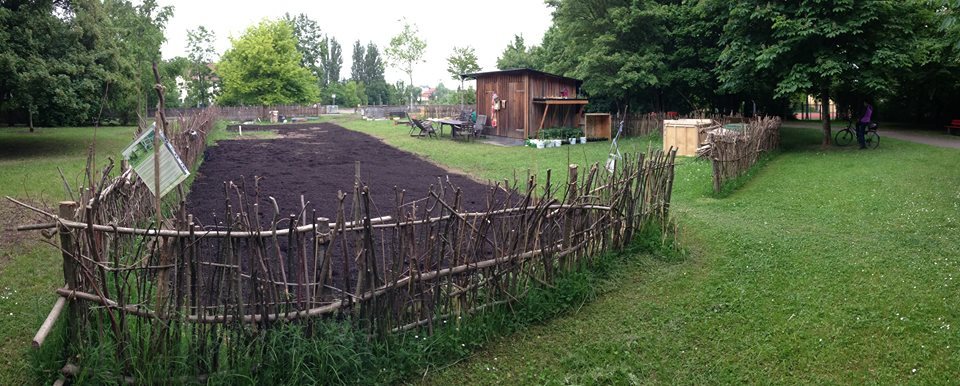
xmin=332 ymin=94 xmax=337 ymax=106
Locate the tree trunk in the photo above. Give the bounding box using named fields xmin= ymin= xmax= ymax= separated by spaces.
xmin=28 ymin=107 xmax=34 ymax=133
xmin=821 ymin=88 xmax=831 ymax=147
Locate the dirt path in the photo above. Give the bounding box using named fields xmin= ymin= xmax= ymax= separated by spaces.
xmin=784 ymin=121 xmax=960 ymax=149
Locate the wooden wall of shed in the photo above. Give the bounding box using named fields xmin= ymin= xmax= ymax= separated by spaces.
xmin=527 ymin=75 xmax=583 ymax=138
xmin=476 ymin=73 xmax=527 ymax=138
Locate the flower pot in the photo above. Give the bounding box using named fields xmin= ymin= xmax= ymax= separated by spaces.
xmin=580 ymin=136 xmax=587 ymax=144
xmin=536 ymin=140 xmax=545 ymax=149
xmin=568 ymin=138 xmax=576 ymax=145
xmin=553 ymin=139 xmax=562 ymax=147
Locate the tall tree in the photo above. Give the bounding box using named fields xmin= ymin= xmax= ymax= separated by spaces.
xmin=217 ymin=19 xmax=319 ymax=105
xmin=446 ymin=46 xmax=481 ymax=105
xmin=185 ymin=26 xmax=216 ymax=107
xmin=715 ymin=0 xmax=920 ymax=145
xmin=496 ymin=34 xmax=541 ymax=70
xmin=324 ymin=37 xmax=342 ymax=85
xmin=363 ymin=42 xmax=387 ymax=104
xmin=284 ymin=13 xmax=327 ymax=87
xmin=385 ymin=20 xmax=426 ymax=107
xmin=351 ymin=40 xmax=365 ymax=82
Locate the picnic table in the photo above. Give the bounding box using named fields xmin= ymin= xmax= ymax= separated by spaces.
xmin=428 ymin=118 xmax=470 ymax=137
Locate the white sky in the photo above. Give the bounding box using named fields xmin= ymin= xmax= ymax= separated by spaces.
xmin=157 ymin=0 xmax=555 ymax=87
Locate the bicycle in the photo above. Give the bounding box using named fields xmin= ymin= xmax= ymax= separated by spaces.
xmin=835 ymin=120 xmax=879 ymax=149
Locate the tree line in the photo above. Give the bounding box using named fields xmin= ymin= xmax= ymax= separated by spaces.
xmin=494 ymin=0 xmax=960 ymax=143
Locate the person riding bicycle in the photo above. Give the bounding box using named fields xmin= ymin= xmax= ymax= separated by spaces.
xmin=857 ymin=100 xmax=874 ymax=149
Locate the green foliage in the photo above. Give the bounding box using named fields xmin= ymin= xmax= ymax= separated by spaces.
xmin=185 ymin=26 xmax=217 ymax=107
xmin=324 ymin=38 xmax=342 ymax=85
xmin=0 ymin=0 xmax=171 ymax=127
xmin=217 ymin=19 xmax=320 ymax=105
xmin=283 ymin=13 xmax=327 ymax=87
xmin=350 ymin=40 xmax=365 ymax=82
xmin=385 ymin=20 xmax=427 ymax=105
xmin=539 ymin=126 xmax=583 ymax=139
xmin=362 ymin=42 xmax=389 ymax=104
xmin=496 ymin=34 xmax=542 ymax=70
xmin=447 ymin=46 xmax=481 ymax=105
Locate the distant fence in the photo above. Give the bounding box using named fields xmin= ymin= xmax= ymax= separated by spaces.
xmin=149 ymin=104 xmax=470 ymax=123
xmin=617 ymin=112 xmax=745 ymax=138
xmin=15 ymin=141 xmax=677 ymax=381
xmin=698 ymin=116 xmax=781 ymax=192
xmin=360 ymin=105 xmax=465 ymax=119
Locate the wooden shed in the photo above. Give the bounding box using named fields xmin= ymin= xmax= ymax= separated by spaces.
xmin=461 ymin=69 xmax=587 ymax=139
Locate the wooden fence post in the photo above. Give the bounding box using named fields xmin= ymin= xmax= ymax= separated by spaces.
xmin=58 ymin=201 xmax=79 ymax=345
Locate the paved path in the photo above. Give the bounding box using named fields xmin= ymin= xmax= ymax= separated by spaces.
xmin=784 ymin=121 xmax=960 ymax=149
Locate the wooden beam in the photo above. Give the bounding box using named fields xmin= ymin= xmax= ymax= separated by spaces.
xmin=538 ymin=104 xmax=550 ymax=134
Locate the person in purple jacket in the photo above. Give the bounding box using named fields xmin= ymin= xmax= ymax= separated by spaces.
xmin=857 ymin=101 xmax=873 ymax=149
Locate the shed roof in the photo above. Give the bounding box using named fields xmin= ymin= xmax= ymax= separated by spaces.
xmin=460 ymin=68 xmax=583 ymax=86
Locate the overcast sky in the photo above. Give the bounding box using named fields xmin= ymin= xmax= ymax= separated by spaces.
xmin=157 ymin=0 xmax=555 ymax=87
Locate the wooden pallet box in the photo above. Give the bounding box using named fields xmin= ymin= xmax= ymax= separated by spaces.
xmin=663 ymin=119 xmax=715 ymax=156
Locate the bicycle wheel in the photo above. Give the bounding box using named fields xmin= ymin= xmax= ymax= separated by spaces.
xmin=835 ymin=129 xmax=854 ymax=146
xmin=865 ymin=131 xmax=879 ymax=149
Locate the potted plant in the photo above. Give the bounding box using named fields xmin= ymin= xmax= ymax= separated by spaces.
xmin=566 ymin=127 xmax=578 ymax=145
xmin=578 ymin=128 xmax=587 ymax=144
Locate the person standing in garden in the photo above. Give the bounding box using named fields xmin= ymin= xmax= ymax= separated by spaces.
xmin=857 ymin=100 xmax=874 ymax=149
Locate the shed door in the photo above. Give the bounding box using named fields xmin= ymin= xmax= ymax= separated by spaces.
xmin=507 ymin=82 xmax=525 ymax=138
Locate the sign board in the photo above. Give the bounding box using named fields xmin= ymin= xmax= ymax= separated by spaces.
xmin=121 ymin=124 xmax=190 ymax=198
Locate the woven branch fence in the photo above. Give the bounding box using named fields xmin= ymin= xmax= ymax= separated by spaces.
xmin=698 ymin=116 xmax=781 ymax=192
xmin=15 ymin=138 xmax=677 ymax=379
xmin=620 ymin=112 xmax=744 ymax=137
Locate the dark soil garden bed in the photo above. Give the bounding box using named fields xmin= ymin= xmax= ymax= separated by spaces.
xmin=187 ymin=122 xmax=492 ymax=226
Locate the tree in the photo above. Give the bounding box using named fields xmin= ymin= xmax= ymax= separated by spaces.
xmin=217 ymin=19 xmax=319 ymax=105
xmin=496 ymin=35 xmax=542 ymax=70
xmin=715 ymin=0 xmax=920 ymax=145
xmin=385 ymin=20 xmax=426 ymax=107
xmin=284 ymin=13 xmax=327 ymax=87
xmin=185 ymin=26 xmax=216 ymax=107
xmin=363 ymin=42 xmax=388 ymax=104
xmin=351 ymin=40 xmax=365 ymax=82
xmin=446 ymin=46 xmax=481 ymax=105
xmin=0 ymin=0 xmax=171 ymax=128
xmin=323 ymin=38 xmax=342 ymax=85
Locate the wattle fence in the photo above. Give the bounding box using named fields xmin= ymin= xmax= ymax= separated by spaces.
xmin=697 ymin=116 xmax=781 ymax=192
xmin=13 ymin=115 xmax=677 ymax=381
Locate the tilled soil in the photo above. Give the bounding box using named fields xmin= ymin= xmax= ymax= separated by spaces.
xmin=186 ymin=122 xmax=492 ymax=228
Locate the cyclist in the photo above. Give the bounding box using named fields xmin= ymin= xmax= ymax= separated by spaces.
xmin=857 ymin=100 xmax=874 ymax=149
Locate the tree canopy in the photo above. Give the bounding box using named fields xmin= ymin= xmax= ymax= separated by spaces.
xmin=217 ymin=20 xmax=319 ymax=105
xmin=385 ymin=21 xmax=426 ymax=106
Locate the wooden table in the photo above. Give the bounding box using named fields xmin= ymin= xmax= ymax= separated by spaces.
xmin=433 ymin=119 xmax=469 ymax=137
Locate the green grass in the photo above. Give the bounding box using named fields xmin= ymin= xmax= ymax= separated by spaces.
xmin=327 ymin=116 xmax=960 ymax=384
xmin=0 ymin=125 xmax=137 ymax=384
xmin=0 ymin=126 xmax=137 ymax=200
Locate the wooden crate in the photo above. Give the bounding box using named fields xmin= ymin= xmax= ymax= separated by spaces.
xmin=585 ymin=113 xmax=612 ymax=139
xmin=663 ymin=119 xmax=714 ymax=156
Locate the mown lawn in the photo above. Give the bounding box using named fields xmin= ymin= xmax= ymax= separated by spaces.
xmin=0 ymin=126 xmax=137 ymax=384
xmin=328 ymin=116 xmax=960 ymax=384
xmin=0 ymin=123 xmax=256 ymax=384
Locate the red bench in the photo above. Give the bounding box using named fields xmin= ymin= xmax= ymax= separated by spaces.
xmin=947 ymin=119 xmax=960 ymax=135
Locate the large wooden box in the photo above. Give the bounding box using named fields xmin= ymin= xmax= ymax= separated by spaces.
xmin=585 ymin=113 xmax=612 ymax=139
xmin=663 ymin=119 xmax=714 ymax=156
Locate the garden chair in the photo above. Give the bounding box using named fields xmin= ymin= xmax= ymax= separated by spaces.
xmin=472 ymin=115 xmax=487 ymax=139
xmin=410 ymin=119 xmax=438 ymax=138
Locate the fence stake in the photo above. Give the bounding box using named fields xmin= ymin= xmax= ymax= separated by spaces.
xmin=58 ymin=201 xmax=79 ymax=346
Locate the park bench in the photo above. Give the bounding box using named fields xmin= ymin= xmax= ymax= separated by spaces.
xmin=946 ymin=119 xmax=960 ymax=135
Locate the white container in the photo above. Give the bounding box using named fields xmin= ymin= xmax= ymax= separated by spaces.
xmin=568 ymin=138 xmax=576 ymax=145
xmin=536 ymin=140 xmax=545 ymax=149
xmin=553 ymin=139 xmax=562 ymax=147
xmin=580 ymin=136 xmax=587 ymax=144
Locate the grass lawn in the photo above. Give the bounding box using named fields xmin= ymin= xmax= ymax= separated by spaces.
xmin=0 ymin=126 xmax=137 ymax=384
xmin=327 ymin=116 xmax=960 ymax=384
xmin=0 ymin=123 xmax=256 ymax=384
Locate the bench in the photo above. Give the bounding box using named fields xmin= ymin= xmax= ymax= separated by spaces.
xmin=946 ymin=119 xmax=960 ymax=135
